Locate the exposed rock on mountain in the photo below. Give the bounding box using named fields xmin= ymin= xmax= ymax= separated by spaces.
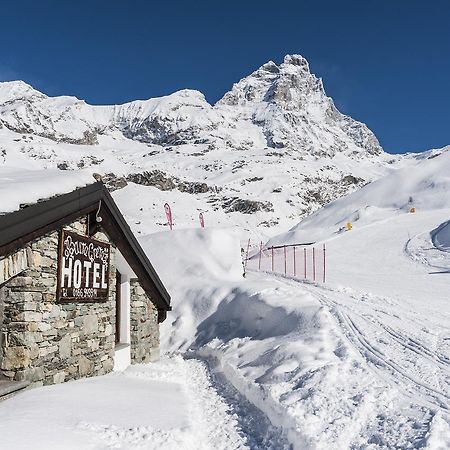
xmin=0 ymin=54 xmax=404 ymax=238
xmin=217 ymin=55 xmax=382 ymax=157
xmin=0 ymin=56 xmax=381 ymax=158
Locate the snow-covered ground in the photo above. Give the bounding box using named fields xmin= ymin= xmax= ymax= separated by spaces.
xmin=1 ymin=209 xmax=449 ymax=448
xmin=142 ymin=148 xmax=450 ymax=448
xmin=140 ymin=217 xmax=450 ymax=448
xmin=0 ymin=355 xmax=289 ymax=449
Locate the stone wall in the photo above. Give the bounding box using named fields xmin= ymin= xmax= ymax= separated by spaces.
xmin=0 ymin=288 xmax=4 ymax=364
xmin=0 ymin=216 xmax=163 ymax=387
xmin=0 ymin=219 xmax=117 ymax=387
xmin=130 ymin=280 xmax=159 ymax=363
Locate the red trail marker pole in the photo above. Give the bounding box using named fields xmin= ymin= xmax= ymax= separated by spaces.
xmin=304 ymin=248 xmax=307 ymax=279
xmin=313 ymin=247 xmax=316 ymax=281
xmin=323 ymin=244 xmax=326 ymax=283
xmin=164 ymin=203 xmax=173 ymax=230
xmin=293 ymin=246 xmax=296 ymax=277
xmin=258 ymin=241 xmax=263 ymax=270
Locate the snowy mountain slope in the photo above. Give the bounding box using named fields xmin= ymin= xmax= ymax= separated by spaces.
xmin=1 ymin=54 xmax=449 ymax=449
xmin=268 ymin=146 xmax=450 ymax=245
xmin=0 ymin=56 xmax=382 ymax=157
xmin=0 ymin=55 xmax=411 ymax=238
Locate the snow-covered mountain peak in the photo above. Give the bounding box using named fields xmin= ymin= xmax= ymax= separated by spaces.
xmin=0 ymin=80 xmax=46 ymax=104
xmin=217 ymin=53 xmax=322 ymax=107
xmin=217 ymin=54 xmax=382 ymax=157
xmin=282 ymin=54 xmax=310 ymax=69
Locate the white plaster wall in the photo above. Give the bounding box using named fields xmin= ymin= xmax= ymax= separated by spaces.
xmin=113 ymin=250 xmax=134 ymax=371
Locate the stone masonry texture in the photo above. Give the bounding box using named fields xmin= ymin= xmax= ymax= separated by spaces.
xmin=130 ymin=280 xmax=160 ymax=363
xmin=0 ymin=217 xmax=160 ymax=387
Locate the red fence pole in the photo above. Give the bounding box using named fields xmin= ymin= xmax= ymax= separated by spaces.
xmin=312 ymin=247 xmax=316 ymax=281
xmin=284 ymin=246 xmax=287 ymax=275
xmin=293 ymin=246 xmax=296 ymax=277
xmin=304 ymin=248 xmax=307 ymax=279
xmin=271 ymin=247 xmax=274 ymax=272
xmin=323 ymin=244 xmax=326 ymax=283
xmin=258 ymin=241 xmax=263 ymax=270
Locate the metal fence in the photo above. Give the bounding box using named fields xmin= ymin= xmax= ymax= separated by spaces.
xmin=244 ymin=241 xmax=326 ymax=283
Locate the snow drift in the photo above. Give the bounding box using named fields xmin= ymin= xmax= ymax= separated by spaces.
xmin=432 ymin=219 xmax=450 ymax=252
xmin=139 ymin=228 xmax=244 ymax=352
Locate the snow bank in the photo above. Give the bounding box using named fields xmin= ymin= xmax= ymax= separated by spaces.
xmin=139 ymin=228 xmax=243 ymax=352
xmin=424 ymin=413 xmax=450 ymax=450
xmin=432 ymin=219 xmax=450 ymax=252
xmin=139 ymin=227 xmax=243 ymax=286
xmin=269 ymin=148 xmax=450 ymax=246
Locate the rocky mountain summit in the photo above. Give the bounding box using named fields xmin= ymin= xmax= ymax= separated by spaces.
xmin=218 ymin=55 xmax=382 ymax=157
xmin=0 ymin=55 xmax=405 ymax=238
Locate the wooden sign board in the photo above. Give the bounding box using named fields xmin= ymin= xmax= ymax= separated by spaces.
xmin=57 ymin=230 xmax=110 ymax=302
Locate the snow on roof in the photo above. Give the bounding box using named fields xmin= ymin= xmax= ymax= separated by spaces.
xmin=0 ymin=168 xmax=95 ymax=215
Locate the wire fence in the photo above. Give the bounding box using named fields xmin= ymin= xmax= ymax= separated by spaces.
xmin=244 ymin=241 xmax=326 ymax=283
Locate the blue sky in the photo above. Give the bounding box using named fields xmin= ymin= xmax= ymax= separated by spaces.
xmin=1 ymin=0 xmax=449 ymax=153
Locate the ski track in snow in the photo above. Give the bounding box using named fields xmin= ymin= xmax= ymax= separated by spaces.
xmin=268 ymin=272 xmax=449 ymax=409
xmin=254 ymin=270 xmax=450 ymax=443
xmin=405 ymin=232 xmax=450 ymax=273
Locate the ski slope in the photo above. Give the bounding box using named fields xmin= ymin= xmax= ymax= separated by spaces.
xmin=268 ymin=147 xmax=450 ymax=246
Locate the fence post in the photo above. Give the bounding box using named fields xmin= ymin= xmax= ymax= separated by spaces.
xmin=258 ymin=241 xmax=263 ymax=270
xmin=284 ymin=246 xmax=287 ymax=275
xmin=293 ymin=246 xmax=296 ymax=277
xmin=244 ymin=238 xmax=250 ymax=275
xmin=313 ymin=247 xmax=316 ymax=281
xmin=271 ymin=247 xmax=274 ymax=272
xmin=323 ymin=244 xmax=326 ymax=283
xmin=304 ymin=248 xmax=307 ymax=279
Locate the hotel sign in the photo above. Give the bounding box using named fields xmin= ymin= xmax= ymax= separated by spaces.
xmin=57 ymin=230 xmax=110 ymax=302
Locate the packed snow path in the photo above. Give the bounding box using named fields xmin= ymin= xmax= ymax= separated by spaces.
xmin=0 ymin=355 xmax=290 ymax=450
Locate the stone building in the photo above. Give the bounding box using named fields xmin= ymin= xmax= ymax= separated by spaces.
xmin=0 ymin=182 xmax=171 ymax=398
